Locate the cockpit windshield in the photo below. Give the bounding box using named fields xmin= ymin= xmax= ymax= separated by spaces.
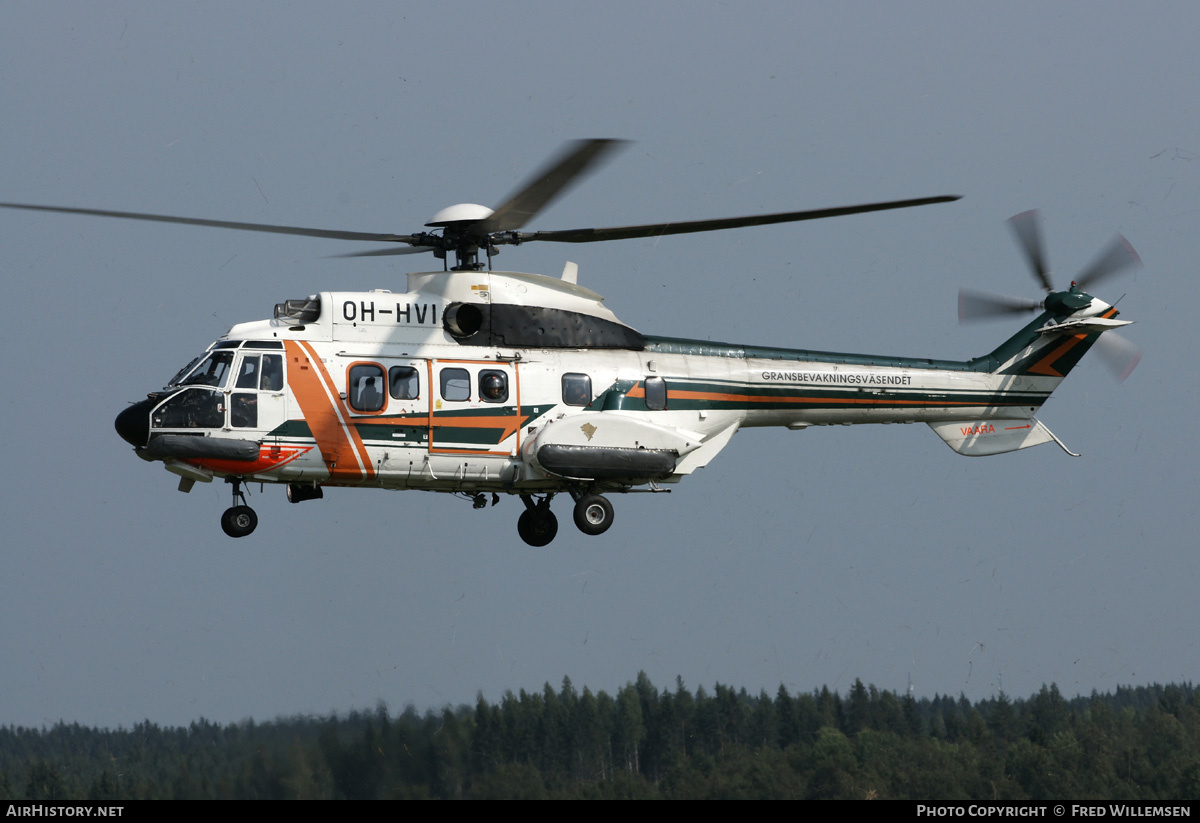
xmin=166 ymin=356 xmax=202 ymax=387
xmin=171 ymin=351 xmax=235 ymax=388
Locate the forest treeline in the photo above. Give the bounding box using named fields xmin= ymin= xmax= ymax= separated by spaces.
xmin=2 ymin=676 xmax=1198 ymax=800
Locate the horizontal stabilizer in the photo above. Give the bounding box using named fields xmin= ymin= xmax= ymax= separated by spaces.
xmin=1036 ymin=317 xmax=1132 ymax=335
xmin=927 ymin=418 xmax=1069 ymax=456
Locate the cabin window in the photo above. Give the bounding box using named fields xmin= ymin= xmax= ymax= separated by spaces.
xmin=389 ymin=366 xmax=420 ymax=400
xmin=645 ymin=376 xmax=667 ymax=410
xmin=440 ymin=368 xmax=470 ymax=402
xmin=348 ymin=363 xmax=385 ymax=412
xmin=479 ymin=370 xmax=508 ymax=403
xmin=260 ymin=354 xmax=283 ymax=391
xmin=178 ymin=351 xmax=234 ymax=388
xmin=562 ymin=373 xmax=592 ymax=406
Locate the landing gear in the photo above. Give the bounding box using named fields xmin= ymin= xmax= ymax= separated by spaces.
xmin=514 ymin=490 xmax=616 ymax=544
xmin=572 ymin=493 xmax=615 ymax=536
xmin=221 ymin=478 xmax=258 ymax=538
xmin=517 ymin=494 xmax=558 ymax=547
xmin=221 ymin=505 xmax=258 ymax=538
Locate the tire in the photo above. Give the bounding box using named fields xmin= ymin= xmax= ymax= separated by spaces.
xmin=573 ymin=494 xmax=614 ymax=536
xmin=221 ymin=505 xmax=258 ymax=538
xmin=517 ymin=508 xmax=558 ymax=547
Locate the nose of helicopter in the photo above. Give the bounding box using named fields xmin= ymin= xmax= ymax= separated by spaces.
xmin=115 ymin=397 xmax=154 ymax=447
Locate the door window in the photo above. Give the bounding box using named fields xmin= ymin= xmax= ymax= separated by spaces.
xmin=440 ymin=368 xmax=470 ymax=402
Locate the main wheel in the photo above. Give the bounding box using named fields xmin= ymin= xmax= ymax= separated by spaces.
xmin=221 ymin=505 xmax=258 ymax=538
xmin=517 ymin=508 xmax=558 ymax=547
xmin=573 ymin=494 xmax=614 ymax=536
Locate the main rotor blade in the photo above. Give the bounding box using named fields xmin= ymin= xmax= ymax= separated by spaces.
xmin=1007 ymin=209 xmax=1053 ymax=292
xmin=479 ymin=139 xmax=629 ymax=235
xmin=0 ymin=202 xmax=422 ymax=245
xmin=328 ymin=245 xmax=437 ymax=259
xmin=1075 ymin=233 xmax=1142 ymax=290
xmin=511 ymin=195 xmax=961 ymax=244
xmin=958 ymin=288 xmax=1044 ymax=323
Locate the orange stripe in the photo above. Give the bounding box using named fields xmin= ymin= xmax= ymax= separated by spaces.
xmin=429 ymin=447 xmax=516 ymax=456
xmin=513 ymin=362 xmax=522 ymax=454
xmin=432 ymin=413 xmax=524 ymax=439
xmin=426 ymin=360 xmax=435 ymax=448
xmin=302 ymin=342 xmax=376 ymax=480
xmin=284 ymin=341 xmax=373 ymax=480
xmin=189 ymin=445 xmax=313 ymax=476
xmin=1027 ymin=333 xmax=1086 ymax=377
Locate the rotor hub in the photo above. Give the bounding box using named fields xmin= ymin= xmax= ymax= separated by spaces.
xmin=425 ymin=203 xmax=494 ymax=227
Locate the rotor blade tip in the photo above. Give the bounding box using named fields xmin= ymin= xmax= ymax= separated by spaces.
xmin=1118 ymin=351 xmax=1142 ymax=382
xmin=1117 ymin=233 xmax=1143 ymax=269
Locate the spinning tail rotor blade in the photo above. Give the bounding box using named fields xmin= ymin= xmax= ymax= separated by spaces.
xmin=1075 ymin=233 xmax=1142 ymax=290
xmin=1094 ymin=331 xmax=1143 ymax=382
xmin=958 ymin=288 xmax=1044 ymax=323
xmin=1007 ymin=209 xmax=1054 ymax=292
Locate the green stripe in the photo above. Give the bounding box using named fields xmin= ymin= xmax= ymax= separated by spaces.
xmin=644 ymin=335 xmax=988 ymax=372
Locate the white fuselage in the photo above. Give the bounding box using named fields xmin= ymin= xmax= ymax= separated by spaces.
xmin=126 ymin=270 xmax=1106 ymax=495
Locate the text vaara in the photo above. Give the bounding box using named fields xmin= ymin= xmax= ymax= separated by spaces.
xmin=761 ymin=371 xmax=913 ymax=385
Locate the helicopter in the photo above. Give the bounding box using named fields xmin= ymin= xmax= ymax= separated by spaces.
xmin=1 ymin=139 xmax=1141 ymax=546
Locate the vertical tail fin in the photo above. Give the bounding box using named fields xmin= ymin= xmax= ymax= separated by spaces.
xmin=968 ymin=293 xmax=1124 ymax=378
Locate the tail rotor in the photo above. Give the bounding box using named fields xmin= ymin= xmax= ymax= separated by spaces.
xmin=958 ymin=210 xmax=1143 ymax=381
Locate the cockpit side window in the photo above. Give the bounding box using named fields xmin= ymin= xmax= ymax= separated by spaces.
xmin=260 ymin=354 xmax=284 ymax=391
xmin=153 ymin=388 xmax=224 ymax=429
xmin=231 ymin=393 xmax=258 ymax=428
xmin=178 ymin=351 xmax=234 ymax=388
xmin=236 ymin=355 xmax=261 ymax=389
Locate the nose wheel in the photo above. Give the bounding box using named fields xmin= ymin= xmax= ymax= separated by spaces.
xmin=221 ymin=505 xmax=258 ymax=538
xmin=220 ymin=478 xmax=258 ymax=538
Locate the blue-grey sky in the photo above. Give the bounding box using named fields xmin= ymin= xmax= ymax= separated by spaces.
xmin=2 ymin=2 xmax=1196 ymax=729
